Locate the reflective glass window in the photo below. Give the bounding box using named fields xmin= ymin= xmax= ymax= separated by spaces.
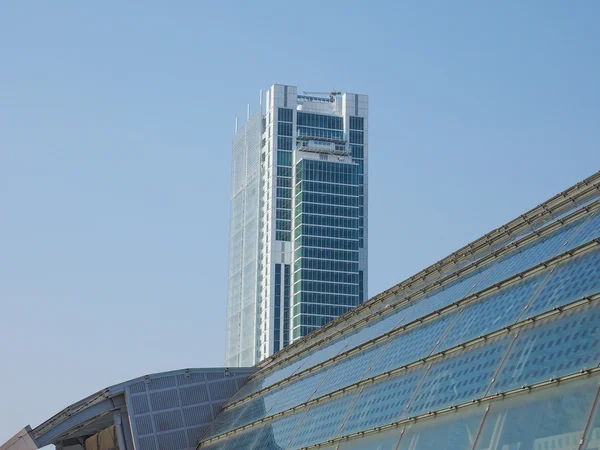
xmin=289 ymin=391 xmax=361 ymax=448
xmin=396 ymin=268 xmax=489 ymax=326
xmin=278 ymin=107 xmax=293 ymax=122
xmin=475 ymin=378 xmax=599 ymax=450
xmin=249 ymin=412 xmax=307 ymax=449
xmin=565 ymin=209 xmax=600 ymax=251
xmin=493 ymin=303 xmax=600 ymax=392
xmin=269 ymin=366 xmax=333 ymax=415
xmin=310 ymin=345 xmax=384 ymax=399
xmin=406 ymin=335 xmax=512 ymax=417
xmin=398 ymin=406 xmax=486 ymax=450
xmin=475 ymin=217 xmax=585 ymax=292
xmin=583 ymin=387 xmax=600 ymax=449
xmin=437 ymin=273 xmax=547 ymax=351
xmin=366 ymin=312 xmax=457 ymax=378
xmin=339 ymin=368 xmax=426 ymax=437
xmin=525 ymin=247 xmax=600 ymax=318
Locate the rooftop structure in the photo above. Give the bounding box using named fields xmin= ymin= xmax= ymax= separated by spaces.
xmin=1 ymin=369 xmax=254 ymax=450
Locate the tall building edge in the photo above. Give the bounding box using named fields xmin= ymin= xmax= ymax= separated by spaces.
xmin=225 ymin=84 xmax=368 ymax=366
xmin=225 ymin=109 xmax=262 ymax=368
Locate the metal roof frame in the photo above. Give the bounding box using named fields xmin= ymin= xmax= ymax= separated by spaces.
xmin=303 ymin=368 xmax=600 ymax=449
xmin=28 ymin=368 xmax=254 ymax=448
xmin=200 ymin=290 xmax=600 ymax=446
xmin=222 ymin=235 xmax=600 ymax=411
xmin=244 ymin=195 xmax=599 ymax=396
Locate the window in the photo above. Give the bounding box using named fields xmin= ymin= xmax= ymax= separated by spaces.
xmin=349 ymin=116 xmax=364 ymax=130
xmin=349 ymin=130 xmax=364 ymax=144
xmin=277 ymin=150 xmax=292 ymax=166
xmin=278 ymin=122 xmax=293 ymax=136
xmin=278 ymin=108 xmax=293 ymax=122
xmin=297 ymin=112 xmax=343 ymax=130
xmin=277 ymin=136 xmax=292 ymax=150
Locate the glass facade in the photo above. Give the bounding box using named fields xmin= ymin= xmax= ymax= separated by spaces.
xmin=276 ymin=107 xmax=294 ymax=242
xmin=293 ymin=159 xmax=360 ymax=339
xmin=229 ymin=85 xmax=369 ymax=366
xmin=225 ymin=110 xmax=263 ymax=368
xmin=211 ymin=171 xmax=600 ymax=449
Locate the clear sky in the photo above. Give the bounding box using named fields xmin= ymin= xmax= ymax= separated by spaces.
xmin=1 ymin=0 xmax=598 ymax=444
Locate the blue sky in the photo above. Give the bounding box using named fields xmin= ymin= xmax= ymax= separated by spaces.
xmin=1 ymin=1 xmax=598 ymax=443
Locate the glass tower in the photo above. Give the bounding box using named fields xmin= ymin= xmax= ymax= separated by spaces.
xmin=225 ymin=84 xmax=368 ymax=366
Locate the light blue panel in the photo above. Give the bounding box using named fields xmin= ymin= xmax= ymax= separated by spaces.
xmin=366 ymin=313 xmax=457 ymax=378
xmin=339 ymin=309 xmax=405 ymax=350
xmin=406 ymin=335 xmax=512 ymax=417
xmin=226 ymin=396 xmax=273 ymax=433
xmin=475 ymin=217 xmax=586 ymax=293
xmin=241 ymin=336 xmax=354 ymax=402
xmin=320 ymin=267 xmax=488 ymax=371
xmin=258 ymin=357 xmax=313 ymax=394
xmin=262 ymin=412 xmax=308 ymax=449
xmin=398 ymin=406 xmax=485 ymax=450
xmin=205 ymin=396 xmax=264 ymax=439
xmin=211 ymin=363 xmax=336 ymax=435
xmin=310 ymin=343 xmax=386 ymax=400
xmin=474 ymin=377 xmax=599 ymax=450
xmin=338 ymin=368 xmax=426 ymax=437
xmin=227 ymin=307 xmax=406 ymax=407
xmin=565 ymin=209 xmax=600 ymax=251
xmin=493 ymin=302 xmax=600 ymax=392
xmin=583 ymin=389 xmax=600 ymax=448
xmin=268 ymin=366 xmax=331 ymax=415
xmin=201 ymin=402 xmax=248 ymax=440
xmin=437 ymin=273 xmax=547 ymax=351
xmin=205 ymin=406 xmax=309 ymax=449
xmin=251 ymin=412 xmax=308 ymax=449
xmin=289 ymin=391 xmax=361 ymax=449
xmin=226 ymin=377 xmax=265 ymax=404
xmin=203 ymin=393 xmax=276 ymax=441
xmin=525 ymin=247 xmax=600 ymax=318
xmin=397 ymin=269 xmax=488 ymax=326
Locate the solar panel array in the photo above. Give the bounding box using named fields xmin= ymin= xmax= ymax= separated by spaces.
xmin=199 ymin=178 xmax=600 ymax=449
xmin=125 ymin=370 xmax=253 ymax=450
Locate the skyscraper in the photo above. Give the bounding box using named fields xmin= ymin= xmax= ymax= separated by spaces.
xmin=226 ymin=84 xmax=368 ymax=367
